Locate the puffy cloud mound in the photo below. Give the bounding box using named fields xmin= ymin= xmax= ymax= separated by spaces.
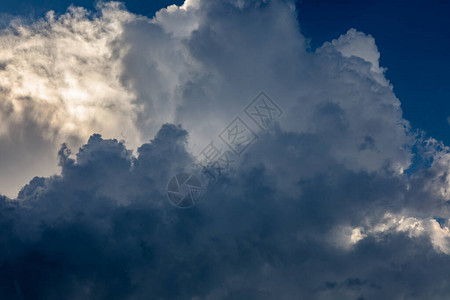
xmin=1 ymin=123 xmax=450 ymax=300
xmin=0 ymin=3 xmax=139 ymax=196
xmin=1 ymin=0 xmax=450 ymax=299
xmin=0 ymin=0 xmax=411 ymax=196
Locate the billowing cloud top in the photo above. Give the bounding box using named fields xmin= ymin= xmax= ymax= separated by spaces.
xmin=1 ymin=0 xmax=450 ymax=299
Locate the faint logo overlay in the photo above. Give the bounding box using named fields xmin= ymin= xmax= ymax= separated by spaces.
xmin=167 ymin=173 xmax=203 ymax=208
xmin=199 ymin=91 xmax=284 ymax=183
xmin=166 ymin=91 xmax=284 ymax=208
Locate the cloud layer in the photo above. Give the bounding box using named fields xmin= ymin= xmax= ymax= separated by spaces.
xmin=1 ymin=0 xmax=450 ymax=299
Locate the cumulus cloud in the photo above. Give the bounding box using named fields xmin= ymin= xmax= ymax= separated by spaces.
xmin=0 ymin=0 xmax=410 ymax=195
xmin=2 ymin=123 xmax=450 ymax=299
xmin=1 ymin=0 xmax=450 ymax=299
xmin=0 ymin=3 xmax=139 ymax=196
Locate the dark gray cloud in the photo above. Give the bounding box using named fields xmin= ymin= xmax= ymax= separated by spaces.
xmin=0 ymin=122 xmax=449 ymax=299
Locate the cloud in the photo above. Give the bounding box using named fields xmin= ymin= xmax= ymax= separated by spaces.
xmin=0 ymin=0 xmax=411 ymax=196
xmin=2 ymin=122 xmax=450 ymax=299
xmin=0 ymin=3 xmax=139 ymax=196
xmin=1 ymin=0 xmax=450 ymax=299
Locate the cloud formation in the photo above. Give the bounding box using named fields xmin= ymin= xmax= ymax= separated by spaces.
xmin=1 ymin=0 xmax=450 ymax=299
xmin=0 ymin=0 xmax=412 ymax=196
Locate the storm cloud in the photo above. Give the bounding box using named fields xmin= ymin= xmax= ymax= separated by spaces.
xmin=1 ymin=0 xmax=450 ymax=299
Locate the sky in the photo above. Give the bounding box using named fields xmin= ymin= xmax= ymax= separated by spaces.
xmin=298 ymin=0 xmax=450 ymax=145
xmin=1 ymin=0 xmax=450 ymax=299
xmin=1 ymin=0 xmax=449 ymax=143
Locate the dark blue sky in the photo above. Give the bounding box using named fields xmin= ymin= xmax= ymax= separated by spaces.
xmin=298 ymin=0 xmax=450 ymax=145
xmin=1 ymin=0 xmax=449 ymax=144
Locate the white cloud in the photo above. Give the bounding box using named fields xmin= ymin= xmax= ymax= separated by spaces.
xmin=0 ymin=0 xmax=417 ymax=197
xmin=329 ymin=28 xmax=388 ymax=85
xmin=0 ymin=3 xmax=139 ymax=196
xmin=339 ymin=213 xmax=450 ymax=255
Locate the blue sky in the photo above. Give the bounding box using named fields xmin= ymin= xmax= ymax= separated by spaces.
xmin=298 ymin=0 xmax=450 ymax=145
